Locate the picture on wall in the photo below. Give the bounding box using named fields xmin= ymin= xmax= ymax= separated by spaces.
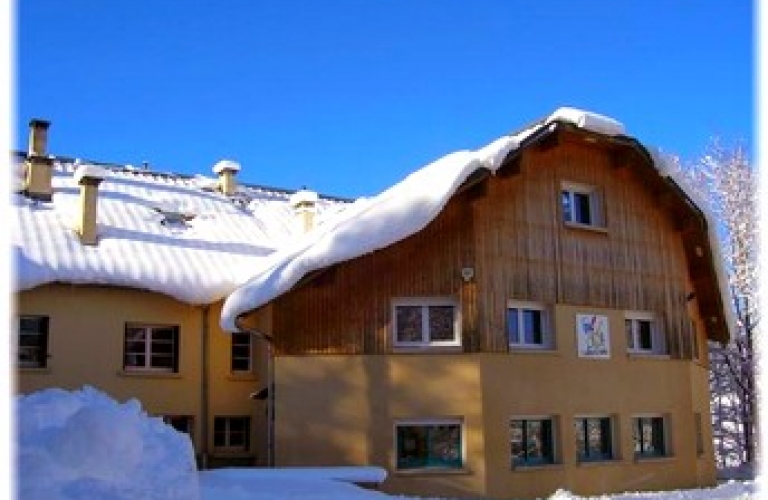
xmin=576 ymin=314 xmax=610 ymax=358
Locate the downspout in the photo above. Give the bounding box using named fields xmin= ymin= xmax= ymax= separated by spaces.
xmin=200 ymin=305 xmax=210 ymax=469
xmin=235 ymin=317 xmax=275 ymax=467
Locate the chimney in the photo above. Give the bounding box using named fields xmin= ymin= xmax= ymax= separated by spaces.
xmin=24 ymin=119 xmax=54 ymax=201
xmin=213 ymin=160 xmax=240 ymax=196
xmin=73 ymin=164 xmax=108 ymax=245
xmin=289 ymin=189 xmax=319 ymax=233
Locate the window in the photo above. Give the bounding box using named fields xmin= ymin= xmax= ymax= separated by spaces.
xmin=507 ymin=302 xmax=552 ymax=349
xmin=214 ymin=416 xmax=251 ymax=452
xmin=231 ymin=332 xmax=253 ymax=373
xmin=395 ymin=419 xmax=463 ymax=470
xmin=574 ymin=417 xmax=613 ymax=462
xmin=393 ymin=299 xmax=460 ymax=347
xmin=633 ymin=416 xmax=668 ymax=458
xmin=561 ymin=182 xmax=603 ymax=227
xmin=163 ymin=415 xmax=194 ymax=437
xmin=625 ymin=312 xmax=666 ymax=354
xmin=124 ymin=323 xmax=179 ymax=372
xmin=18 ymin=315 xmax=49 ymax=368
xmin=511 ymin=417 xmax=555 ymax=467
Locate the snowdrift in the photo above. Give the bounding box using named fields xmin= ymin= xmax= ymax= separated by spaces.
xmin=16 ymin=386 xmax=199 ymax=500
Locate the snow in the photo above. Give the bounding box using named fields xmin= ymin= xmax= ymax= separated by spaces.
xmin=14 ymin=386 xmax=759 ymax=500
xmin=212 ymin=159 xmax=241 ymax=173
xmin=13 ymin=161 xmax=346 ymax=305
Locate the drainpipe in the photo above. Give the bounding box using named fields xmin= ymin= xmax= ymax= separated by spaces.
xmin=235 ymin=318 xmax=275 ymax=467
xmin=200 ymin=305 xmax=210 ymax=469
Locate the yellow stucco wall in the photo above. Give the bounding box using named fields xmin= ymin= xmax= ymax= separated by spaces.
xmin=15 ymin=284 xmax=267 ymax=466
xmin=273 ymin=303 xmax=716 ymax=499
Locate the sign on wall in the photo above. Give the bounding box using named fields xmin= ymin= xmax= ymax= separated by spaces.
xmin=576 ymin=314 xmax=610 ymax=358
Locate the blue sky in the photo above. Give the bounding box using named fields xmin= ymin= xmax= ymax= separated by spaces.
xmin=15 ymin=0 xmax=754 ymax=198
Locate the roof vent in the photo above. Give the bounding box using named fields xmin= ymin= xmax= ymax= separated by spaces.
xmin=290 ymin=188 xmax=319 ymax=233
xmin=152 ymin=200 xmax=197 ymax=227
xmin=213 ymin=160 xmax=241 ymax=196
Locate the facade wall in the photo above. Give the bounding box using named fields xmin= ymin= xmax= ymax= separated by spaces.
xmin=264 ymin=136 xmax=717 ymax=498
xmin=15 ymin=284 xmax=266 ymax=467
xmin=273 ymin=304 xmax=715 ymax=498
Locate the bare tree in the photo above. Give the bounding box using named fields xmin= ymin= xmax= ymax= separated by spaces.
xmin=668 ymin=139 xmax=757 ymax=475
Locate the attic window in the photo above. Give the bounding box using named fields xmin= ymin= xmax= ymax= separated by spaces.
xmin=561 ymin=181 xmax=605 ymax=229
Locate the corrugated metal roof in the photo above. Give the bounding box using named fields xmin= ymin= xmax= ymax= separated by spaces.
xmin=12 ymin=158 xmax=349 ymax=304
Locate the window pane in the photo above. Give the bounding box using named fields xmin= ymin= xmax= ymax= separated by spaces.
xmin=152 ymin=327 xmax=176 ymax=341
xmin=396 ymin=306 xmax=423 ymax=343
xmin=397 ymin=426 xmax=427 ymax=469
xmin=510 ymin=420 xmax=525 ymax=465
xmin=561 ymin=191 xmax=573 ymax=222
xmin=428 ymin=306 xmax=455 ymax=342
xmin=625 ymin=320 xmax=634 ymax=349
xmin=574 ymin=192 xmax=592 ymax=224
xmin=507 ymin=309 xmax=520 ymax=344
xmin=522 ymin=309 xmax=543 ymax=345
xmin=638 ymin=320 xmax=653 ymax=350
xmin=428 ymin=425 xmax=462 ymax=467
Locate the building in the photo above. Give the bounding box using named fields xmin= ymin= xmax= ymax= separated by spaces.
xmin=14 ymin=109 xmax=733 ymax=499
xmin=13 ymin=118 xmax=349 ymax=468
xmin=220 ymin=108 xmax=733 ymax=498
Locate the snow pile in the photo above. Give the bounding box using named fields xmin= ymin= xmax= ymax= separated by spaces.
xmin=548 ymin=480 xmax=757 ymax=499
xmin=16 ymin=386 xmax=199 ymax=500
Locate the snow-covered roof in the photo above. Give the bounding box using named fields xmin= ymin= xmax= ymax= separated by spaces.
xmin=220 ymin=107 xmax=735 ymax=338
xmin=13 ymin=159 xmax=348 ymax=304
xmin=220 ymin=108 xmax=624 ymax=330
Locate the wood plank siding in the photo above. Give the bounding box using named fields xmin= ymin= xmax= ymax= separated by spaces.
xmin=271 ymin=132 xmax=701 ymax=358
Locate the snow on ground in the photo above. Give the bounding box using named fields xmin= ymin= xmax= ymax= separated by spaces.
xmin=15 ymin=387 xmax=759 ymax=500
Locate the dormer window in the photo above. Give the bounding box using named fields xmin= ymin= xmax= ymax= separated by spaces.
xmin=561 ymin=182 xmax=604 ymax=228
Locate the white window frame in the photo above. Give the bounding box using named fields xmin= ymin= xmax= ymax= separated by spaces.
xmin=392 ymin=298 xmax=461 ymax=348
xmin=394 ymin=417 xmax=465 ymax=471
xmin=507 ymin=301 xmax=553 ymax=350
xmin=124 ymin=323 xmax=179 ymax=373
xmin=625 ymin=311 xmax=666 ymax=355
xmin=561 ymin=181 xmax=604 ymax=228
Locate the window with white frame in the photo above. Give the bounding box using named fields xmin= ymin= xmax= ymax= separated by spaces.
xmin=124 ymin=323 xmax=179 ymax=372
xmin=507 ymin=302 xmax=553 ymax=349
xmin=392 ymin=298 xmax=460 ymax=347
xmin=231 ymin=332 xmax=253 ymax=373
xmin=574 ymin=416 xmax=614 ymax=462
xmin=632 ymin=415 xmax=669 ymax=458
xmin=18 ymin=315 xmax=49 ymax=368
xmin=511 ymin=417 xmax=556 ymax=467
xmin=561 ymin=182 xmax=604 ymax=227
xmin=395 ymin=419 xmax=463 ymax=470
xmin=214 ymin=416 xmax=251 ymax=452
xmin=625 ymin=312 xmax=666 ymax=354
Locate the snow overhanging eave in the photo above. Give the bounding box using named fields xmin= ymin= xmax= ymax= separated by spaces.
xmin=17 ymin=275 xmax=232 ymax=307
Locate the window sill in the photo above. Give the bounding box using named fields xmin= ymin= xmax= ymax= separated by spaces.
xmin=18 ymin=366 xmax=51 ymax=374
xmin=509 ymin=347 xmax=560 ymax=355
xmin=564 ymin=221 xmax=608 ymax=234
xmin=227 ymin=373 xmax=259 ymax=382
xmin=118 ymin=370 xmax=182 ymax=379
xmin=627 ymin=352 xmax=671 ymax=360
xmin=392 ymin=346 xmax=463 ymax=354
xmin=577 ymin=459 xmax=623 ymax=468
xmin=511 ymin=463 xmax=564 ymax=472
xmin=394 ymin=467 xmax=472 ymax=476
xmin=634 ymin=455 xmax=675 ymax=464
